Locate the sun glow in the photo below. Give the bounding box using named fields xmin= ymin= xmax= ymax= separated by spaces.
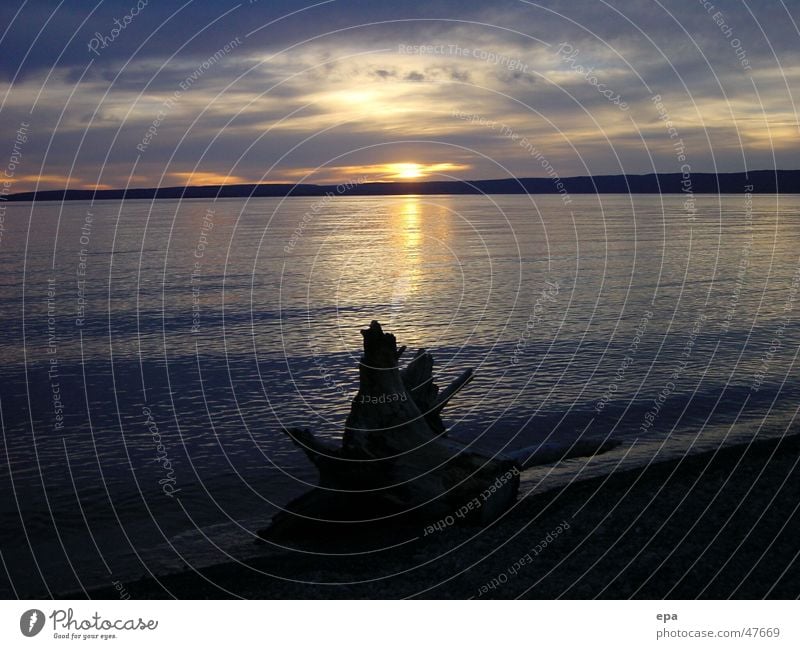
xmin=391 ymin=163 xmax=424 ymax=179
xmin=267 ymin=162 xmax=470 ymax=183
xmin=378 ymin=162 xmax=469 ymax=181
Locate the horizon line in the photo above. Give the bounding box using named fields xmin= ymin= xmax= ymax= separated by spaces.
xmin=4 ymin=168 xmax=799 ymax=201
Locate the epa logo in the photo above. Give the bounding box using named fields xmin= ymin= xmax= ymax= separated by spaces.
xmin=20 ymin=609 xmax=45 ymax=637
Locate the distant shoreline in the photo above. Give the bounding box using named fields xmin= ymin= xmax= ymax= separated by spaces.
xmin=5 ymin=169 xmax=799 ymax=202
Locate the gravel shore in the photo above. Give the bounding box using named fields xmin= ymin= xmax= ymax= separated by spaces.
xmin=78 ymin=433 xmax=800 ymax=599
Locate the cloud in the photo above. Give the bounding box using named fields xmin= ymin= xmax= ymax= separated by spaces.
xmin=2 ymin=0 xmax=799 ymax=192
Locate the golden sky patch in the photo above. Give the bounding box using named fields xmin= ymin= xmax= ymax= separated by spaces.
xmin=169 ymin=171 xmax=249 ymax=186
xmin=264 ymin=162 xmax=471 ymax=184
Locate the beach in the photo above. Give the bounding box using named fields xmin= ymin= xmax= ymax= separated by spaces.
xmin=75 ymin=432 xmax=800 ymax=599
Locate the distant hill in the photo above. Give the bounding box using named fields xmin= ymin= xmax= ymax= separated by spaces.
xmin=5 ymin=169 xmax=799 ymax=202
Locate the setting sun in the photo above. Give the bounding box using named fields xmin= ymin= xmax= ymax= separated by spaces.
xmin=391 ymin=163 xmax=424 ymax=179
xmin=376 ymin=162 xmax=470 ymax=181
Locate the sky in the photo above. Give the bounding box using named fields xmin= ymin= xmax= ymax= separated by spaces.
xmin=1 ymin=0 xmax=798 ymax=192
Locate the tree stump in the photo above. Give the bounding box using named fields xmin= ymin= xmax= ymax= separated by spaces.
xmin=258 ymin=320 xmax=615 ymax=544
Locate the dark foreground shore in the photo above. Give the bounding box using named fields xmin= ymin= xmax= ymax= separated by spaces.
xmin=78 ymin=433 xmax=800 ymax=599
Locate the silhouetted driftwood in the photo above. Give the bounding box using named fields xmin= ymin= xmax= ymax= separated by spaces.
xmin=259 ymin=320 xmax=615 ymax=543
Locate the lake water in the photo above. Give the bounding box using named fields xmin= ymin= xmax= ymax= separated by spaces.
xmin=1 ymin=193 xmax=799 ymax=596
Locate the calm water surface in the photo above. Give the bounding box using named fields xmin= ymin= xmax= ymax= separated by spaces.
xmin=1 ymin=193 xmax=799 ymax=595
